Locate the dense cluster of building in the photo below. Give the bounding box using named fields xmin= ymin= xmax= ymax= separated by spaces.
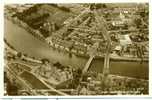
xmin=5 ymin=49 xmax=148 ymax=95
xmin=4 ymin=3 xmax=149 ymax=96
xmin=5 ymin=3 xmax=149 ymax=58
xmin=5 ymin=55 xmax=148 ymax=95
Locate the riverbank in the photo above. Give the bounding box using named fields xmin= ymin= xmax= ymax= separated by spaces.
xmin=46 ymin=38 xmax=149 ymax=62
xmin=5 ymin=48 xmax=148 ymax=95
xmin=4 ymin=15 xmax=149 ymax=79
xmin=5 ymin=15 xmax=45 ymax=41
xmin=5 ymin=15 xmax=148 ymax=62
xmin=6 ymin=60 xmax=149 ymax=95
xmin=4 ymin=28 xmax=148 ymax=95
xmin=4 ymin=39 xmax=42 ymax=64
xmin=5 ymin=38 xmax=148 ymax=82
xmin=5 ymin=39 xmax=71 ymax=95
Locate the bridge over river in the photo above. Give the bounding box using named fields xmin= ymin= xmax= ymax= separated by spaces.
xmin=4 ymin=18 xmax=148 ymax=80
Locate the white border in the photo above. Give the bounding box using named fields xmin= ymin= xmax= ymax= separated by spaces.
xmin=149 ymin=0 xmax=152 ymax=98
xmin=1 ymin=0 xmax=151 ymax=98
xmin=0 ymin=0 xmax=4 ymax=97
xmin=2 ymin=0 xmax=150 ymax=3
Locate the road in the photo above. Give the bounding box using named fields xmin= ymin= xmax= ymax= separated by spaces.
xmin=94 ymin=10 xmax=111 ymax=76
xmin=6 ymin=61 xmax=68 ymax=95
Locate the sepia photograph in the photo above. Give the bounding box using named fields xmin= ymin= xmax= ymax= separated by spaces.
xmin=4 ymin=3 xmax=149 ymax=96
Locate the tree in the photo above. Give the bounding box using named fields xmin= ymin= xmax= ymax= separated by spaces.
xmin=134 ymin=18 xmax=142 ymax=28
xmin=16 ymin=52 xmax=22 ymax=58
xmin=39 ymin=28 xmax=49 ymax=38
xmin=89 ymin=4 xmax=107 ymax=10
xmin=7 ymin=79 xmax=18 ymax=95
xmin=59 ymin=6 xmax=71 ymax=12
xmin=41 ymin=58 xmax=50 ymax=64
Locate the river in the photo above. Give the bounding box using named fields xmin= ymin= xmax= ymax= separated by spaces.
xmin=4 ymin=19 xmax=149 ymax=79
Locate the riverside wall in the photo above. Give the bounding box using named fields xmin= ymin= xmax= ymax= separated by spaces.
xmin=5 ymin=15 xmax=149 ymax=62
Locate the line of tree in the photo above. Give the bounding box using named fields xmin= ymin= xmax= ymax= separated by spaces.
xmin=48 ymin=4 xmax=71 ymax=12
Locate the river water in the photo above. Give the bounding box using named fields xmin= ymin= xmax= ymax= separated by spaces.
xmin=4 ymin=19 xmax=149 ymax=79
